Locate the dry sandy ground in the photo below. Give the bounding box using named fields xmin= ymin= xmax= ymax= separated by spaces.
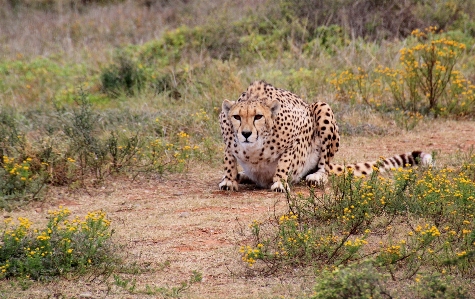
xmin=1 ymin=119 xmax=474 ymax=298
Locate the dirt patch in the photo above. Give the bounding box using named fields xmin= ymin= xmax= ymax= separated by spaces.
xmin=1 ymin=120 xmax=474 ymax=298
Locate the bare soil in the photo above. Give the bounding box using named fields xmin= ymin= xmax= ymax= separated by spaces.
xmin=1 ymin=119 xmax=474 ymax=298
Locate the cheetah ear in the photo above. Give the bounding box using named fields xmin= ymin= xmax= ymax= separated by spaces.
xmin=222 ymin=99 xmax=235 ymax=116
xmin=268 ymin=99 xmax=280 ymax=117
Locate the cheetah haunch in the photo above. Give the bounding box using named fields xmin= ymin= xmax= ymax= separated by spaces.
xmin=219 ymin=81 xmax=432 ymax=192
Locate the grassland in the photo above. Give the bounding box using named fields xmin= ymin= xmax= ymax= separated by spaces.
xmin=1 ymin=0 xmax=475 ymax=298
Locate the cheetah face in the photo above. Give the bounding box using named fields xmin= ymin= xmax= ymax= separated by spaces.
xmin=222 ymin=99 xmax=280 ymax=145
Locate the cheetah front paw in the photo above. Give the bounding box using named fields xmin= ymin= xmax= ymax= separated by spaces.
xmin=219 ymin=178 xmax=239 ymax=191
xmin=305 ymin=172 xmax=328 ymax=187
xmin=270 ymin=181 xmax=289 ymax=193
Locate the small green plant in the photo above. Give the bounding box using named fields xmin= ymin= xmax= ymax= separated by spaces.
xmin=414 ymin=274 xmax=469 ymax=299
xmin=393 ymin=109 xmax=424 ymax=130
xmin=312 ymin=261 xmax=391 ymax=299
xmin=106 ymin=130 xmax=140 ymax=174
xmin=113 ymin=270 xmax=202 ymax=297
xmin=0 ymin=206 xmax=117 ymax=280
xmin=0 ymin=109 xmax=48 ymax=206
xmin=0 ymin=108 xmax=23 ymax=156
xmin=142 ymin=129 xmax=202 ymax=176
xmin=59 ymin=91 xmax=109 ymax=182
xmin=1 ymin=156 xmax=33 ymax=194
xmin=113 ymin=274 xmax=137 ymax=293
xmin=0 ymin=155 xmax=48 ymax=207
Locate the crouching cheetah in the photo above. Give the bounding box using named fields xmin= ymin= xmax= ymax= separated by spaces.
xmin=219 ymin=81 xmax=432 ymax=192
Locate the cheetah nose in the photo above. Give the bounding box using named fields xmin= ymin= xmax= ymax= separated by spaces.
xmin=242 ymin=131 xmax=252 ymax=139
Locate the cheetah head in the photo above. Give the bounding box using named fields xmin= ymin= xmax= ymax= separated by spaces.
xmin=222 ymin=99 xmax=280 ymax=145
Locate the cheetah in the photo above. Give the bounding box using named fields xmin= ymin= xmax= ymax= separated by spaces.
xmin=219 ymin=80 xmax=432 ymax=192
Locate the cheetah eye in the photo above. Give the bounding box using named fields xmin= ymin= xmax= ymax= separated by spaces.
xmin=232 ymin=115 xmax=241 ymax=121
xmin=254 ymin=115 xmax=263 ymax=120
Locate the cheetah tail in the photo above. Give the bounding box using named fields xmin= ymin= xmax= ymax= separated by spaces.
xmin=329 ymin=151 xmax=433 ymax=176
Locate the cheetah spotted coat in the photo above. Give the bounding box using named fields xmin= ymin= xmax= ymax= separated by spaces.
xmin=219 ymin=81 xmax=432 ymax=192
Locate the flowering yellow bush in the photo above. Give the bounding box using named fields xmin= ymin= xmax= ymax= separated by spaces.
xmin=0 ymin=207 xmax=115 ymax=280
xmin=331 ymin=27 xmax=475 ymax=117
xmin=2 ymin=156 xmax=33 ymax=185
xmin=146 ymin=129 xmax=202 ymax=174
xmin=242 ymin=155 xmax=475 ymax=279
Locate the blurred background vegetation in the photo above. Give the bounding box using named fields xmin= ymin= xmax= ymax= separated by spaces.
xmin=1 ymin=0 xmax=475 ymax=206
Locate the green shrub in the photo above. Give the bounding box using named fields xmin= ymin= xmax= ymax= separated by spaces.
xmin=0 ymin=207 xmax=116 ymax=280
xmin=392 ymin=27 xmax=467 ymax=115
xmin=0 ymin=86 xmax=209 ymax=203
xmin=0 ymin=109 xmax=48 ymax=206
xmin=113 ymin=270 xmax=202 ymax=296
xmin=0 ymin=107 xmax=23 ymax=157
xmin=241 ymin=155 xmax=475 ymax=289
xmin=0 ymin=156 xmax=48 ymax=207
xmin=332 ymin=28 xmax=475 ymax=117
xmin=59 ymin=91 xmax=109 ymax=182
xmin=302 ymin=25 xmax=348 ymax=56
xmin=312 ymin=262 xmax=390 ymax=299
xmin=55 ymin=91 xmax=202 ymax=183
xmin=100 ymin=53 xmax=145 ymax=97
xmin=414 ymin=274 xmax=469 ymax=299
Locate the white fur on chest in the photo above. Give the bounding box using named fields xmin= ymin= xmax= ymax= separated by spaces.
xmin=234 ymin=140 xmax=278 ymax=188
xmin=234 ymin=136 xmax=321 ymax=188
xmin=238 ymin=157 xmax=278 ymax=188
